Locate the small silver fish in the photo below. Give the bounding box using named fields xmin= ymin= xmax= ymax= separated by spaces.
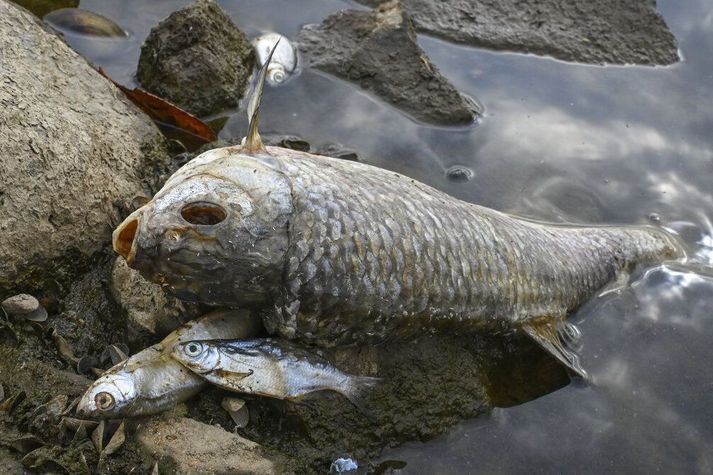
xmin=252 ymin=32 xmax=298 ymax=85
xmin=76 ymin=309 xmax=262 ymax=419
xmin=171 ymin=338 xmax=379 ymax=408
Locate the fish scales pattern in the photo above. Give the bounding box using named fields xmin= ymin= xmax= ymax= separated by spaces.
xmin=263 ymin=150 xmax=679 ymax=346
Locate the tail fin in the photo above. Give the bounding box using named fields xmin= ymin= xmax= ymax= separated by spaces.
xmin=243 ymin=39 xmax=280 ymax=154
xmin=624 ymin=225 xmax=685 ymax=264
xmin=342 ymin=375 xmax=381 ymax=422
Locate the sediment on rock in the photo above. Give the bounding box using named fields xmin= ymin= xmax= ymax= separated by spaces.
xmin=137 ymin=0 xmax=255 ymax=117
xmin=298 ymin=0 xmax=480 ymax=126
xmin=357 ymin=0 xmax=679 ymax=65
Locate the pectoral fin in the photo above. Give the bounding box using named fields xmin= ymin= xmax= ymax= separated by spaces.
xmin=520 ymin=318 xmax=588 ymax=380
xmin=213 ymin=368 xmax=254 ymax=382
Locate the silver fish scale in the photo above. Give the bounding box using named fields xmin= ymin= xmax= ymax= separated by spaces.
xmin=263 ymin=149 xmax=680 ymax=346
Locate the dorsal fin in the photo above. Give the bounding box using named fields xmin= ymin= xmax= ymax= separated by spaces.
xmin=243 ymin=39 xmax=280 ymax=154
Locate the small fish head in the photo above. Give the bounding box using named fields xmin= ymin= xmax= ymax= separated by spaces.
xmin=173 ymin=340 xmax=221 ymax=373
xmin=76 ymin=372 xmax=138 ymax=419
xmin=113 ymin=149 xmax=292 ymax=306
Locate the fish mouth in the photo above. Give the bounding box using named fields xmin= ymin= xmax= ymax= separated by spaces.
xmin=113 ymin=210 xmax=141 ymax=263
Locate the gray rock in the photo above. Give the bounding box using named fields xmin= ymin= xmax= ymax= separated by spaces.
xmin=357 ymin=0 xmax=678 ymax=65
xmin=0 ymin=0 xmax=169 ymax=296
xmin=110 ymin=257 xmax=203 ymax=345
xmin=298 ymin=0 xmax=480 ymax=126
xmin=136 ymin=416 xmax=284 ymax=474
xmin=137 ymin=0 xmax=254 ymax=117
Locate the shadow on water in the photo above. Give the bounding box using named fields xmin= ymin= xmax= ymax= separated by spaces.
xmin=25 ymin=0 xmax=713 ymax=472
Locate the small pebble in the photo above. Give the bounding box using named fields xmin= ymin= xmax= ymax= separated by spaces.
xmin=648 ymin=212 xmax=662 ymax=224
xmin=330 ymin=457 xmax=358 ymax=474
xmin=221 ymin=396 xmax=249 ymax=428
xmin=445 ymin=165 xmax=474 ymax=183
xmin=279 ymin=136 xmax=310 ymax=152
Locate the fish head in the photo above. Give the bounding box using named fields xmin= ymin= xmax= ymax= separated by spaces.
xmin=76 ymin=371 xmax=138 ymax=419
xmin=173 ymin=340 xmax=221 ymax=373
xmin=112 ymin=148 xmax=293 ymax=306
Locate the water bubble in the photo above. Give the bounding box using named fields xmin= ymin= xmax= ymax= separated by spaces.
xmin=445 ymin=165 xmax=474 ymax=183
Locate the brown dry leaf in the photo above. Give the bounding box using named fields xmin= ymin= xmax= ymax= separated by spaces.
xmin=98 ymin=68 xmax=218 ymax=145
xmin=72 ymin=422 xmax=88 ymax=444
xmin=61 ymin=396 xmax=80 ymax=416
xmin=106 ymin=344 xmax=128 ymax=366
xmin=92 ymin=419 xmax=105 ymax=453
xmin=0 ymin=390 xmax=26 ymax=414
xmin=51 ymin=329 xmax=78 ymax=365
xmin=61 ymin=416 xmax=98 ymax=432
xmin=101 ymin=420 xmax=125 ymax=457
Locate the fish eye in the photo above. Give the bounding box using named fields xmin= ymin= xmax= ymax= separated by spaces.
xmin=185 ymin=342 xmax=204 ymax=357
xmin=95 ymin=392 xmax=115 ymax=411
xmin=180 ymin=201 xmax=227 ymax=226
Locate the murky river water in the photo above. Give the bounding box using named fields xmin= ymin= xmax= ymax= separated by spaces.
xmin=58 ymin=0 xmax=713 ymax=472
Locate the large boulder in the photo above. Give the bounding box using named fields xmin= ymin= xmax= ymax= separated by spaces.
xmin=137 ymin=0 xmax=254 ymax=117
xmin=298 ymin=0 xmax=480 ymax=126
xmin=357 ymin=0 xmax=679 ymax=65
xmin=0 ymin=0 xmax=169 ymax=296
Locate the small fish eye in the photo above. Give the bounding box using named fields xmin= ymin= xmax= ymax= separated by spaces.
xmin=95 ymin=392 xmax=115 ymax=411
xmin=185 ymin=342 xmax=203 ymax=357
xmin=180 ymin=201 xmax=227 ymax=226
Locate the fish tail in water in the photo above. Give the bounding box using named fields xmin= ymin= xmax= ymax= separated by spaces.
xmin=518 ymin=225 xmax=683 ymax=379
xmin=341 ymin=374 xmax=381 ymax=419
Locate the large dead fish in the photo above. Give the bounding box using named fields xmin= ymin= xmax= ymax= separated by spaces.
xmin=171 ymin=338 xmax=379 ymax=408
xmin=112 ymin=49 xmax=684 ymax=377
xmin=76 ymin=308 xmax=262 ymax=418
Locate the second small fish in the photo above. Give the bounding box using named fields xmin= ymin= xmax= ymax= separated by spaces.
xmin=172 ymin=338 xmax=379 ymax=408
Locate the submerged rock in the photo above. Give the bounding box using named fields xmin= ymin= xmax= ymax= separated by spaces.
xmin=357 ymin=0 xmax=679 ymax=65
xmin=0 ymin=0 xmax=169 ymax=296
xmin=136 ymin=416 xmax=284 ymax=474
xmin=137 ymin=0 xmax=254 ymax=116
xmin=298 ymin=0 xmax=480 ymax=125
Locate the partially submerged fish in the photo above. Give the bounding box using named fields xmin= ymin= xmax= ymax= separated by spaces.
xmin=171 ymin=338 xmax=378 ymax=407
xmin=76 ymin=309 xmax=262 ymax=418
xmin=112 ymin=49 xmax=684 ymax=377
xmin=44 ymin=8 xmax=129 ymax=38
